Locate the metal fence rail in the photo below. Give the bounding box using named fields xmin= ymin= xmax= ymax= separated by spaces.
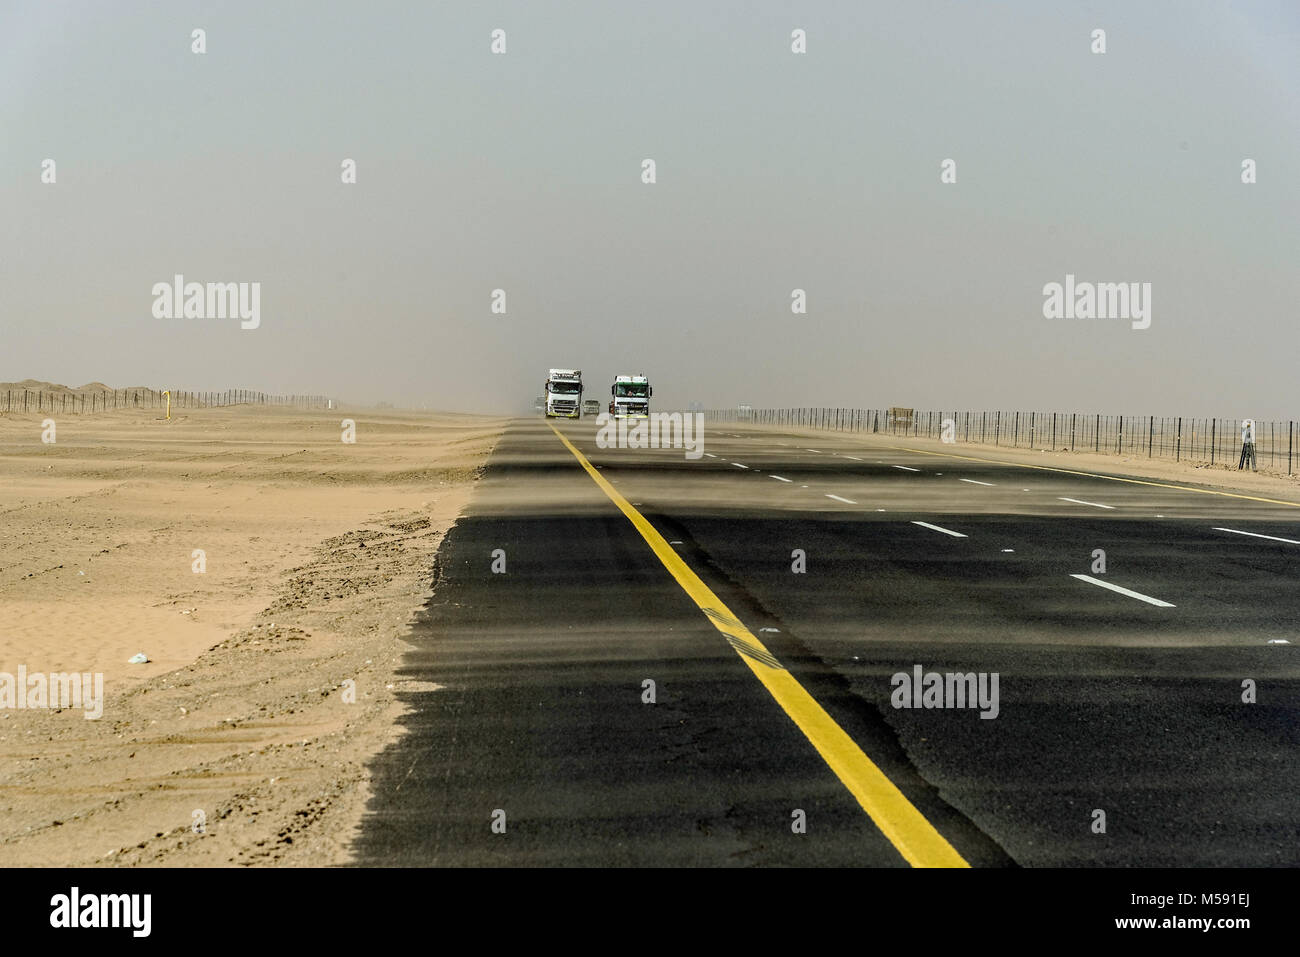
xmin=1 ymin=388 xmax=334 ymax=415
xmin=705 ymin=408 xmax=1297 ymax=475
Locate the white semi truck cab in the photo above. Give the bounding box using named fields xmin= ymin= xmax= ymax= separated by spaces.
xmin=610 ymin=374 xmax=651 ymax=418
xmin=545 ymin=369 xmax=583 ymax=418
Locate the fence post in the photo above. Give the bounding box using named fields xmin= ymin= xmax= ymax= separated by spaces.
xmin=995 ymin=411 xmax=1001 ymax=445
xmin=1176 ymin=417 xmax=1182 ymax=461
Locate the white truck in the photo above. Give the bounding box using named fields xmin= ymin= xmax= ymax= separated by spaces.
xmin=610 ymin=374 xmax=651 ymax=418
xmin=544 ymin=369 xmax=583 ymax=418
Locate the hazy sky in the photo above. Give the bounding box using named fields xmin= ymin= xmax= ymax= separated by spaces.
xmin=2 ymin=1 xmax=1298 ymax=416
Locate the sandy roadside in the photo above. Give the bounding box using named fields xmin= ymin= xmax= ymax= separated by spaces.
xmin=721 ymin=421 xmax=1300 ymax=504
xmin=0 ymin=405 xmax=505 ymax=866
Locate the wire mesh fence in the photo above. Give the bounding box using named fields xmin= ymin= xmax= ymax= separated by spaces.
xmin=705 ymin=407 xmax=1297 ymax=474
xmin=1 ymin=388 xmax=334 ymax=415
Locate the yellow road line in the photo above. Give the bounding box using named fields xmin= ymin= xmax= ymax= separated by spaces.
xmin=548 ymin=423 xmax=968 ymax=869
xmin=892 ymin=445 xmax=1300 ymax=509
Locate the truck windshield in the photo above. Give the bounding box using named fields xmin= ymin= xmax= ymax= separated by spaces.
xmin=614 ymin=384 xmax=648 ymax=397
xmin=549 ymin=382 xmax=581 ymax=395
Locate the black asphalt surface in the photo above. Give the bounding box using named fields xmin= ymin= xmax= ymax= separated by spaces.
xmin=353 ymin=418 xmax=1299 ymax=866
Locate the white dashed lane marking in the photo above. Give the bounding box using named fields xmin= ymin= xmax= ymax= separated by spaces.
xmin=770 ymin=475 xmax=793 ymax=483
xmin=825 ymin=494 xmax=857 ymax=504
xmin=1212 ymin=527 xmax=1300 ymax=544
xmin=1070 ymin=574 xmax=1175 ymax=607
xmin=959 ymin=479 xmax=995 ymax=486
xmin=893 ymin=465 xmax=921 ymax=473
xmin=911 ymin=521 xmax=967 ymax=538
xmin=1059 ymin=497 xmax=1115 ymax=510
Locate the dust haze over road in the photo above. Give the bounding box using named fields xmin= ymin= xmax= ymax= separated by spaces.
xmin=2 ymin=2 xmax=1299 ymax=414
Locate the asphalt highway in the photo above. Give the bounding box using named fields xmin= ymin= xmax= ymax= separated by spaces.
xmin=353 ymin=417 xmax=1299 ymax=866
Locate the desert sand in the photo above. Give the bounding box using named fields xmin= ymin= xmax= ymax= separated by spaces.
xmin=0 ymin=401 xmax=503 ymax=865
xmin=871 ymin=432 xmax=1300 ymax=502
